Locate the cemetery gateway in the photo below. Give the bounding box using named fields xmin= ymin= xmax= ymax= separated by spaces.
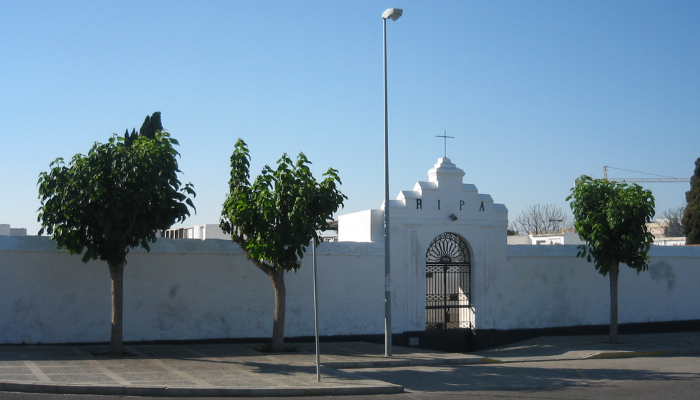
xmin=338 ymin=157 xmax=507 ymax=349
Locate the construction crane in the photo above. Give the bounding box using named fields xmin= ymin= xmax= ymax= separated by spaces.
xmin=603 ymin=166 xmax=690 ymax=183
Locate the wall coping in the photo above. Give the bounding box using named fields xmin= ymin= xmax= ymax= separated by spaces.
xmin=6 ymin=236 xmax=694 ymax=258
xmin=0 ymin=236 xmax=384 ymax=256
xmin=507 ymin=244 xmax=700 ymax=258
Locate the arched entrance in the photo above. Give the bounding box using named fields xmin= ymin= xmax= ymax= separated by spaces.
xmin=425 ymin=232 xmax=474 ymax=351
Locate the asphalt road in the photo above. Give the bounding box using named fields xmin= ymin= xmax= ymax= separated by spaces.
xmin=1 ymin=355 xmax=698 ymax=400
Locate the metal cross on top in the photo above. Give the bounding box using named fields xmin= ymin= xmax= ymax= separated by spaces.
xmin=436 ymin=130 xmax=454 ymax=158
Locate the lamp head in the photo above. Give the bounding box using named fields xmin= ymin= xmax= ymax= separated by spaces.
xmin=382 ymin=8 xmax=403 ymax=21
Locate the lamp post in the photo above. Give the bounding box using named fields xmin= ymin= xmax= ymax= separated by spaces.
xmin=382 ymin=7 xmax=402 ymax=357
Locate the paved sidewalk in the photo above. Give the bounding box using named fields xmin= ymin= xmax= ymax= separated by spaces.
xmin=474 ymin=331 xmax=700 ymax=363
xmin=0 ymin=341 xmax=480 ymax=397
xmin=1 ymin=332 xmax=698 ymax=397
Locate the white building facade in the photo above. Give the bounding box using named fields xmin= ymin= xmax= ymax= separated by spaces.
xmin=161 ymin=224 xmax=229 ymax=240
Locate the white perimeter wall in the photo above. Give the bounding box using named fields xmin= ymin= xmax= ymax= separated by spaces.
xmin=2 ymin=236 xmax=700 ymax=344
xmin=480 ymin=245 xmax=700 ymax=330
xmin=0 ymin=236 xmax=384 ymax=345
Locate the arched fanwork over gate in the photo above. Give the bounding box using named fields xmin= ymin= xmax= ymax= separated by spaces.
xmin=425 ymin=232 xmax=472 ymax=330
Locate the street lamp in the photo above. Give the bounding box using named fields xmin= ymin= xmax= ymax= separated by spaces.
xmin=382 ymin=7 xmax=402 ymax=357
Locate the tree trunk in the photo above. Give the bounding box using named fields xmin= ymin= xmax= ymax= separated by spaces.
xmin=609 ymin=260 xmax=619 ymax=344
xmin=269 ymin=268 xmax=286 ymax=351
xmin=108 ymin=260 xmax=125 ymax=356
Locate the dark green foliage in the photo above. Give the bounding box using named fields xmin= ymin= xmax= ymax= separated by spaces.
xmin=683 ymin=158 xmax=700 ymax=244
xmin=567 ymin=176 xmax=655 ymax=276
xmin=220 ymin=139 xmax=346 ymax=272
xmin=37 ymin=128 xmax=195 ymax=264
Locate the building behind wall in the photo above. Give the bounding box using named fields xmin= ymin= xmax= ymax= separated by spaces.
xmin=0 ymin=224 xmax=27 ymax=236
xmin=508 ymin=226 xmax=686 ymax=246
xmin=507 ymin=230 xmax=585 ymax=245
xmin=161 ymin=224 xmax=229 ymax=240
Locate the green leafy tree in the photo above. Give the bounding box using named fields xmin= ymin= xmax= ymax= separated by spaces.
xmin=683 ymin=157 xmax=700 ymax=244
xmin=220 ymin=139 xmax=346 ymax=351
xmin=37 ymin=113 xmax=195 ymax=355
xmin=567 ymin=176 xmax=655 ymax=344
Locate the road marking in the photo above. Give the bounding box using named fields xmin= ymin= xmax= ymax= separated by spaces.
xmin=23 ymin=361 xmax=51 ymax=382
xmin=69 ymin=347 xmax=132 ymax=385
xmin=182 ymin=345 xmax=286 ymax=387
xmin=126 ymin=346 xmax=211 ymax=387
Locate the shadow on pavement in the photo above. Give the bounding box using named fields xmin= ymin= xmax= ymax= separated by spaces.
xmin=352 ymin=360 xmax=700 ymax=392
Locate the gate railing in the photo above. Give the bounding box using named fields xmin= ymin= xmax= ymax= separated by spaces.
xmin=425 ymin=262 xmax=471 ymax=329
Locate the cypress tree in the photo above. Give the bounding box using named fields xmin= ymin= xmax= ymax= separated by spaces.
xmin=683 ymin=157 xmax=700 ymax=244
xmin=139 ymin=111 xmax=162 ymax=139
xmin=122 ymin=112 xmax=161 ymax=146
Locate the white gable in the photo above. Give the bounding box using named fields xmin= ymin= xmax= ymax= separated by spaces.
xmin=338 ymin=157 xmax=507 ymax=241
xmin=391 ymin=157 xmax=507 ymax=223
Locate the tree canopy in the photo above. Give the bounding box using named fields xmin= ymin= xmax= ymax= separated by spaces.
xmin=38 ymin=130 xmax=195 ymax=264
xmin=568 ymin=176 xmax=655 ymax=275
xmin=683 ymin=157 xmax=700 ymax=244
xmin=220 ymin=139 xmax=346 ymax=350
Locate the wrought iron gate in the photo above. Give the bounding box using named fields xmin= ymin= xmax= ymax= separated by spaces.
xmin=425 ymin=232 xmax=472 ymax=329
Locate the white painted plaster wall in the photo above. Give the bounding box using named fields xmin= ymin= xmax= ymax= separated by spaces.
xmin=338 ymin=210 xmax=384 ymax=242
xmin=479 ymin=245 xmax=700 ymax=330
xmin=0 ymin=236 xmax=384 ymax=344
xmin=2 ymin=236 xmax=699 ymax=344
xmin=507 ymin=235 xmax=531 ymax=245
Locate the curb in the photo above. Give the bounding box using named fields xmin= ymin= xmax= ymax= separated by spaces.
xmin=0 ymin=381 xmax=404 ymax=397
xmin=584 ymin=348 xmax=700 ymax=360
xmin=324 ymin=356 xmax=485 ymax=369
xmin=585 ymin=350 xmax=667 ymax=359
xmin=479 ymin=347 xmax=700 ymax=364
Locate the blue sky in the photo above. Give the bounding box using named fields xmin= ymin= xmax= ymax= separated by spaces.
xmin=1 ymin=0 xmax=698 ymax=234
